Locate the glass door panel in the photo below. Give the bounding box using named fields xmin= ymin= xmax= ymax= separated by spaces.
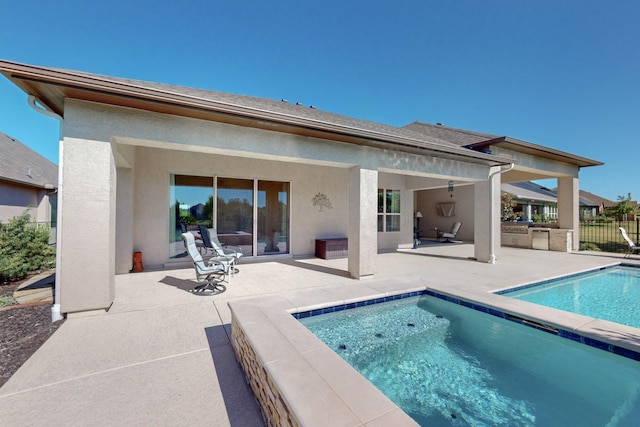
xmin=169 ymin=175 xmax=213 ymax=259
xmin=257 ymin=181 xmax=289 ymax=255
xmin=216 ymin=178 xmax=253 ymax=256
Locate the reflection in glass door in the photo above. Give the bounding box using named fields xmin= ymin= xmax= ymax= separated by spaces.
xmin=216 ymin=178 xmax=254 ymax=256
xmin=169 ymin=175 xmax=290 ymax=259
xmin=258 ymin=181 xmax=289 ymax=255
xmin=169 ymin=175 xmax=213 ymax=259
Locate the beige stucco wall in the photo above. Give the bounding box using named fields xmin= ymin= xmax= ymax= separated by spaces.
xmin=0 ymin=181 xmax=53 ymax=223
xmin=128 ymin=146 xmax=351 ymax=268
xmin=415 ymin=184 xmax=475 ymax=242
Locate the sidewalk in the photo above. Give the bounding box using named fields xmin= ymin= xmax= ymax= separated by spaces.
xmin=0 ymin=247 xmax=633 ymax=426
xmin=12 ymin=270 xmax=54 ymax=305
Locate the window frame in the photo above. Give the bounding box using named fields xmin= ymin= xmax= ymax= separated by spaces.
xmin=378 ymin=188 xmax=401 ymax=232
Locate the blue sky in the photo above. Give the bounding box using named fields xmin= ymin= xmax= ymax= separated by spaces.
xmin=1 ymin=1 xmax=638 ymax=201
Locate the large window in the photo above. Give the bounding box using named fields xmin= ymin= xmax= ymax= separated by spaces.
xmin=378 ymin=189 xmax=401 ymax=232
xmin=169 ymin=174 xmax=289 ymax=258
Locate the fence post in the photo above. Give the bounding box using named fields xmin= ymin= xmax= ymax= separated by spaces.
xmin=637 ymin=218 xmax=639 ymax=244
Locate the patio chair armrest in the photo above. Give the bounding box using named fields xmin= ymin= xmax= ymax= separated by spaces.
xmin=206 ymin=258 xmax=228 ymax=267
xmin=222 ymin=244 xmax=243 ymax=254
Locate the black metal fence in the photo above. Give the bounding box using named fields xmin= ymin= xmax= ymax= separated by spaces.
xmin=579 ymin=218 xmax=639 ymax=253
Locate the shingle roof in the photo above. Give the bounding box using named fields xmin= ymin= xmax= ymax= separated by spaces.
xmin=501 ymin=181 xmax=557 ymax=203
xmin=404 ymin=121 xmax=603 ymax=168
xmin=403 ymin=121 xmax=499 ymax=146
xmin=0 ymin=60 xmax=601 ymax=168
xmin=577 ymin=190 xmax=616 ymax=208
xmin=503 ymin=182 xmax=617 ymax=208
xmin=0 ymin=60 xmax=514 ymax=166
xmin=0 ymin=132 xmax=58 ymax=188
xmin=57 ymin=67 xmax=468 ymax=150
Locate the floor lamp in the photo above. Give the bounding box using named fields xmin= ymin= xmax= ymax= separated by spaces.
xmin=415 ymin=211 xmax=423 ymax=230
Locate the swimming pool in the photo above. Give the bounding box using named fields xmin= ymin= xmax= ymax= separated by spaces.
xmin=500 ymin=265 xmax=640 ymax=329
xmin=299 ymin=294 xmax=640 ymax=426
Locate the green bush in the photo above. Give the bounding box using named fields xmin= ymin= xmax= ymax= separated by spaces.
xmin=0 ymin=295 xmax=16 ymax=307
xmin=580 ymin=242 xmax=601 ymax=251
xmin=0 ymin=213 xmax=56 ymax=282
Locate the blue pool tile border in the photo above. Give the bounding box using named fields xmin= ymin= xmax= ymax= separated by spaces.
xmin=494 ymin=263 xmax=640 ymax=295
xmin=292 ymin=291 xmax=424 ymax=319
xmin=293 ymin=288 xmax=640 ymax=363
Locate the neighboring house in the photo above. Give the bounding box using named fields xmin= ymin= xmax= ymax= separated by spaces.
xmin=0 ymin=60 xmax=602 ymax=317
xmin=577 ymin=190 xmax=617 ymax=221
xmin=500 ymin=181 xmax=618 ymax=223
xmin=0 ymin=132 xmax=57 ymax=227
xmin=501 ymin=181 xmax=558 ymax=222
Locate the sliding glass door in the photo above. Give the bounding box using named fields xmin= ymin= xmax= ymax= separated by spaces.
xmin=169 ymin=175 xmax=289 ymax=258
xmin=216 ymin=178 xmax=254 ymax=256
xmin=169 ymin=175 xmax=214 ymax=259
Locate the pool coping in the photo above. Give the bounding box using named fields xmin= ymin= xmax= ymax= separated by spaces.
xmin=228 ymin=273 xmax=640 ymax=426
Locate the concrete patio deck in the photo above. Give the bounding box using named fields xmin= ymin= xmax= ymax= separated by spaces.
xmin=0 ymin=245 xmax=638 ymax=426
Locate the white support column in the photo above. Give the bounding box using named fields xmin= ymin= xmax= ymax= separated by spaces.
xmin=58 ymin=137 xmax=116 ymax=314
xmin=474 ymin=170 xmax=501 ymax=263
xmin=557 ymin=176 xmax=580 ymax=250
xmin=348 ymin=167 xmax=378 ymax=278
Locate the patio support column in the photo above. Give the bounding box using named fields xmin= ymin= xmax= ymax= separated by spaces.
xmin=58 ymin=137 xmax=116 ymax=314
xmin=115 ymin=167 xmax=133 ymax=274
xmin=348 ymin=166 xmax=377 ymax=278
xmin=557 ymin=176 xmax=579 ymax=250
xmin=474 ymin=169 xmax=501 ymax=263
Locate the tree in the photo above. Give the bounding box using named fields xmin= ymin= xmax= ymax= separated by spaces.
xmin=501 ymin=193 xmax=519 ymax=221
xmin=612 ymin=193 xmax=638 ymax=221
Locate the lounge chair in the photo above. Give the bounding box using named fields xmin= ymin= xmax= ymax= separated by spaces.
xmin=182 ymin=232 xmax=227 ymax=293
xmin=440 ymin=222 xmax=462 ymax=243
xmin=203 ymin=226 xmax=243 ymax=263
xmin=196 ymin=225 xmax=239 ymax=277
xmin=619 ymin=227 xmax=640 ymax=258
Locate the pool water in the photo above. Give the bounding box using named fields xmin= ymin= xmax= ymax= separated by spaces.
xmin=299 ymin=295 xmax=640 ymax=427
xmin=502 ymin=266 xmax=640 ymax=328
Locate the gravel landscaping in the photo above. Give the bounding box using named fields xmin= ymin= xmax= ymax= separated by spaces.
xmin=0 ymin=279 xmax=64 ymax=388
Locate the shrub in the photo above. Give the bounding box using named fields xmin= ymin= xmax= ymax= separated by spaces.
xmin=580 ymin=242 xmax=601 ymax=251
xmin=0 ymin=296 xmax=16 ymax=307
xmin=0 ymin=213 xmax=56 ymax=282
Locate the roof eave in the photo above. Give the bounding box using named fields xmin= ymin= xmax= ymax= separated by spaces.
xmin=0 ymin=60 xmax=512 ymax=167
xmin=1 ymin=175 xmax=57 ymax=189
xmin=467 ymin=136 xmax=603 ymax=168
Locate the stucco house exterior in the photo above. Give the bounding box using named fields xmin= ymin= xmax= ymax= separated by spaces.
xmin=0 ymin=132 xmax=57 ymax=228
xmin=0 ymin=60 xmax=602 ymax=318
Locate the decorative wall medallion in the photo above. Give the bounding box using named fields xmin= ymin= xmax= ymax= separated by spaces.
xmin=312 ymin=193 xmax=333 ymax=212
